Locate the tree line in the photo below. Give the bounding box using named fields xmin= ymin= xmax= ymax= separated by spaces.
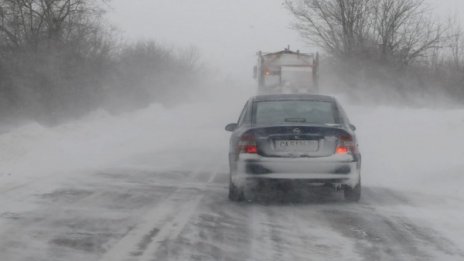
xmin=0 ymin=0 xmax=201 ymax=125
xmin=286 ymin=0 xmax=464 ymax=104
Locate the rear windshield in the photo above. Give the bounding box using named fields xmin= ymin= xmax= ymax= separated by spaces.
xmin=254 ymin=100 xmax=338 ymax=125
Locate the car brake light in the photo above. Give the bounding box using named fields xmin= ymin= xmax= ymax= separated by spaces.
xmin=336 ymin=135 xmax=355 ymax=154
xmin=244 ymin=145 xmax=257 ymax=154
xmin=239 ymin=133 xmax=257 ymax=154
xmin=336 ymin=147 xmax=349 ymax=154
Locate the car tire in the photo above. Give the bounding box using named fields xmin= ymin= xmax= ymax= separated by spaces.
xmin=344 ymin=181 xmax=361 ymax=202
xmin=228 ymin=180 xmax=245 ymax=202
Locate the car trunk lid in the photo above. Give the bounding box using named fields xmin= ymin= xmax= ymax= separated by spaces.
xmin=250 ymin=126 xmax=350 ymax=158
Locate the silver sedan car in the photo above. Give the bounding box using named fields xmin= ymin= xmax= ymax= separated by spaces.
xmin=225 ymin=94 xmax=361 ymax=202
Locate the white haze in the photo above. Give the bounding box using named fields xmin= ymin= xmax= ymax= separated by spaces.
xmin=1 ymin=0 xmax=464 ymax=259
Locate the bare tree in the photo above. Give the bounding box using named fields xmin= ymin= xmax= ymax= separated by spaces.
xmin=0 ymin=0 xmax=204 ymax=123
xmin=444 ymin=20 xmax=464 ymax=70
xmin=286 ymin=0 xmax=442 ymax=65
xmin=0 ymin=0 xmax=107 ymax=51
xmin=0 ymin=0 xmax=112 ymax=121
xmin=374 ymin=0 xmax=441 ymax=65
xmin=285 ymin=0 xmax=375 ymax=58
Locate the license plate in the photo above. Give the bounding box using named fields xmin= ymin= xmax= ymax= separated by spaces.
xmin=275 ymin=140 xmax=318 ymax=152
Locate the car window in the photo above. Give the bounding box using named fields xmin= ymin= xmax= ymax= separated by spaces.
xmin=254 ymin=100 xmax=338 ymax=125
xmin=336 ymin=103 xmax=350 ymax=125
xmin=237 ymin=101 xmax=249 ymax=126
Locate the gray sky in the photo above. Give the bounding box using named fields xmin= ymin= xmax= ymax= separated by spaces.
xmin=107 ymin=0 xmax=464 ymax=80
xmin=107 ymin=0 xmax=305 ymax=80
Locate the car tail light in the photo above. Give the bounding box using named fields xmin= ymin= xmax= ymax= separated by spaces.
xmin=238 ymin=133 xmax=257 ymax=154
xmin=336 ymin=146 xmax=349 ymax=154
xmin=336 ymin=135 xmax=355 ymax=154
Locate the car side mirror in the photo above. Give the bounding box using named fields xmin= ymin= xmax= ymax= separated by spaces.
xmin=225 ymin=123 xmax=238 ymax=132
xmin=349 ymin=124 xmax=357 ymax=131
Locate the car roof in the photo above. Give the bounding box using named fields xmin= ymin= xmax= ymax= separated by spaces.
xmin=252 ymin=94 xmax=337 ymax=103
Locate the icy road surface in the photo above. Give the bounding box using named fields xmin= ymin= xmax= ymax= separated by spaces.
xmin=1 ymin=93 xmax=464 ymax=261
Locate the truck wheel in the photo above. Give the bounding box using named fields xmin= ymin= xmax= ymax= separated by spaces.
xmin=229 ymin=181 xmax=245 ymax=202
xmin=344 ymin=181 xmax=361 ymax=202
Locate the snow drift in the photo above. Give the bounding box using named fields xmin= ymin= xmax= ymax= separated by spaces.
xmin=1 ymin=90 xmax=463 ymax=198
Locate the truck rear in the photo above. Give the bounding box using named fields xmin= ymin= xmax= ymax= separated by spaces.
xmin=254 ymin=48 xmax=319 ymax=94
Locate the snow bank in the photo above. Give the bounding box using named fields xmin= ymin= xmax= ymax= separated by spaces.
xmin=342 ymin=104 xmax=464 ymax=249
xmin=0 ymin=83 xmax=253 ymax=183
xmin=346 ymin=105 xmax=464 ymax=199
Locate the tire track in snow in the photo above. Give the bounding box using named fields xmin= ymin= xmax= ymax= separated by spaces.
xmin=0 ymin=173 xmax=66 ymax=196
xmin=136 ymin=195 xmax=203 ymax=261
xmin=99 ymin=168 xmax=218 ymax=261
xmin=289 ymin=205 xmax=362 ymax=261
xmin=153 ymin=182 xmax=252 ymax=261
xmin=248 ymin=206 xmax=277 ymax=261
xmin=321 ymin=188 xmax=464 ymax=261
xmin=0 ymin=181 xmax=33 ymax=194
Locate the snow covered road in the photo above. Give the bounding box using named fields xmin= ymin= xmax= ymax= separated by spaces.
xmin=1 ymin=92 xmax=464 ymax=260
xmin=1 ymin=152 xmax=463 ymax=261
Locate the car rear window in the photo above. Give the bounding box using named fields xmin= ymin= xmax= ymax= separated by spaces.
xmin=254 ymin=100 xmax=338 ymax=125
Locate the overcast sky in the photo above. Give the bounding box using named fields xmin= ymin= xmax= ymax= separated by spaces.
xmin=107 ymin=0 xmax=464 ymax=80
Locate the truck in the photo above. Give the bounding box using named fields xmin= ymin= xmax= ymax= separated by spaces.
xmin=253 ymin=48 xmax=319 ymax=94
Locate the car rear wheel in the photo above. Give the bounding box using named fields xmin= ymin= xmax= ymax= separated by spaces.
xmin=344 ymin=181 xmax=361 ymax=202
xmin=228 ymin=180 xmax=245 ymax=202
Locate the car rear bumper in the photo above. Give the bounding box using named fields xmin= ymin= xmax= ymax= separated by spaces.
xmin=231 ymin=153 xmax=360 ymax=187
